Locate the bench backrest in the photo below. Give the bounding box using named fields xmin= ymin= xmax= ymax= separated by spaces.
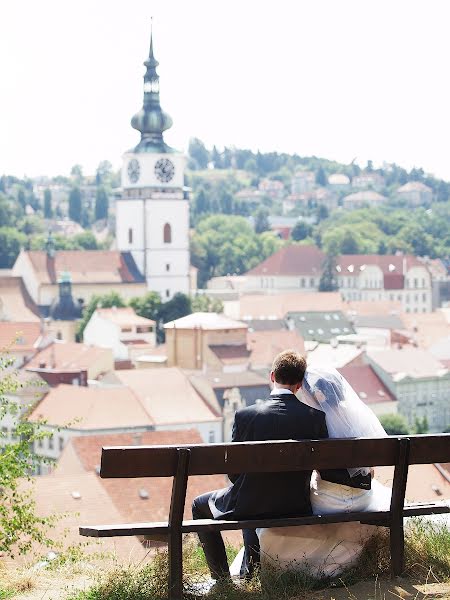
xmin=100 ymin=434 xmax=450 ymax=478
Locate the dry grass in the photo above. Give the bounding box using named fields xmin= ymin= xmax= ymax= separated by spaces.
xmin=1 ymin=520 xmax=449 ymax=600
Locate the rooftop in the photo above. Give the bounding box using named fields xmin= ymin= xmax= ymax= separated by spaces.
xmin=328 ymin=173 xmax=350 ymax=185
xmin=343 ymin=190 xmax=387 ymax=203
xmin=28 ymin=384 xmax=152 ymax=429
xmin=287 ymin=310 xmax=355 ymax=342
xmin=209 ymin=344 xmax=251 ymax=365
xmin=338 ymin=364 xmax=396 ymax=405
xmin=397 ymin=181 xmax=433 ymax=193
xmin=0 ymin=276 xmax=40 ymax=321
xmin=17 ymin=250 xmax=145 ymax=284
xmin=96 ymin=306 xmax=155 ymax=327
xmin=237 ymin=292 xmax=344 ymax=320
xmin=164 ymin=312 xmax=247 ymax=331
xmin=26 ymin=341 xmax=113 ymax=373
xmin=0 ymin=321 xmax=43 ymax=353
xmin=111 ymin=367 xmax=221 ymax=425
xmin=336 ymin=254 xmax=422 ymax=276
xmin=54 ymin=430 xmax=228 ymax=543
xmin=307 ymin=343 xmax=364 ymax=370
xmin=367 ymin=347 xmax=448 ymax=379
xmin=245 ymin=245 xmax=325 ymax=277
xmin=247 ymin=329 xmax=305 ymax=369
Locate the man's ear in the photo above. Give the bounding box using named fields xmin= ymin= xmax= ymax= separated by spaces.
xmin=270 ymin=371 xmax=275 ymax=383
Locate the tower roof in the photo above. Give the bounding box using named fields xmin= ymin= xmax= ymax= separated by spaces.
xmin=131 ymin=24 xmax=173 ymax=153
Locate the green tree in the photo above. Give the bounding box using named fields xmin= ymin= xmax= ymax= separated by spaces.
xmin=188 ymin=138 xmax=210 ymax=170
xmin=68 ymin=187 xmax=82 ymax=224
xmin=159 ymin=293 xmax=192 ymax=324
xmin=413 ymin=415 xmax=429 ymax=434
xmin=291 ymin=220 xmax=313 ymax=241
xmin=96 ymin=160 xmax=113 ymax=185
xmin=129 ymin=291 xmax=162 ymax=322
xmin=191 ymin=294 xmax=224 ymax=313
xmin=17 ymin=188 xmax=26 ymax=210
xmin=0 ymin=228 xmax=26 ymax=268
xmin=95 ymin=186 xmax=109 ymax=221
xmin=73 ymin=231 xmax=98 ymax=250
xmin=0 ymin=194 xmax=14 ymax=227
xmin=70 ymin=164 xmax=84 ymax=184
xmin=319 ymin=254 xmax=338 ymax=291
xmin=315 ymin=166 xmax=327 ymax=187
xmin=379 ymin=413 xmax=410 ymax=435
xmin=77 ymin=291 xmax=126 ymax=340
xmin=254 ymin=207 xmax=270 ymax=234
xmin=0 ymin=354 xmax=57 ymax=556
xmin=43 ymin=188 xmax=53 ymax=219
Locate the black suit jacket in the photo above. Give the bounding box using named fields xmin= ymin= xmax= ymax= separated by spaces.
xmin=209 ymin=393 xmax=329 ymax=520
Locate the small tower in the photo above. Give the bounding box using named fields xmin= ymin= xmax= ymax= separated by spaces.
xmin=115 ymin=25 xmax=190 ymax=300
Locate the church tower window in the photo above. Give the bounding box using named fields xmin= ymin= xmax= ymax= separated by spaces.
xmin=163 ymin=223 xmax=172 ymax=244
xmin=128 ymin=228 xmax=133 ymax=244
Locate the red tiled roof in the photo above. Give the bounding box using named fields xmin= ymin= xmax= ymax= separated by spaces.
xmin=0 ymin=321 xmax=42 ymax=352
xmin=62 ymin=431 xmax=228 ymax=522
xmin=338 ymin=364 xmax=395 ymax=405
xmin=239 ymin=292 xmax=344 ymax=320
xmin=247 ymin=330 xmax=305 ymax=369
xmin=209 ymin=344 xmax=251 ymax=364
xmin=26 ymin=341 xmax=113 ymax=372
xmin=245 ymin=245 xmax=325 ymax=276
xmin=336 ymin=254 xmax=423 ymax=276
xmin=0 ymin=276 xmax=40 ymax=321
xmin=24 ymin=251 xmax=144 ymax=284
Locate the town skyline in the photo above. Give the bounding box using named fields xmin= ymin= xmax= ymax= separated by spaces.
xmin=1 ymin=0 xmax=450 ymax=179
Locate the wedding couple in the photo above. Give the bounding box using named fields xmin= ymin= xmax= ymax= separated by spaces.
xmin=192 ymin=349 xmax=391 ymax=583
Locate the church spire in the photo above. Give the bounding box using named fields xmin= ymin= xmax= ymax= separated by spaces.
xmin=131 ymin=22 xmax=173 ymax=153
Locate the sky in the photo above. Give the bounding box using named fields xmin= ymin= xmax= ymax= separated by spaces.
xmin=1 ymin=0 xmax=450 ymax=179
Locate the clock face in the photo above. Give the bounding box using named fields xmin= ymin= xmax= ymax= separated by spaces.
xmin=127 ymin=158 xmax=140 ymax=184
xmin=155 ymin=158 xmax=175 ymax=183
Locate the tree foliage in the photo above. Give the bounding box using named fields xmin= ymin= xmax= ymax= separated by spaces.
xmin=68 ymin=187 xmax=82 ymax=224
xmin=43 ymin=188 xmax=53 ymax=219
xmin=0 ymin=354 xmax=57 ymax=556
xmin=191 ymin=214 xmax=283 ymax=287
xmin=379 ymin=413 xmax=410 ymax=435
xmin=191 ymin=294 xmax=224 ymax=313
xmin=0 ymin=228 xmax=26 ymax=268
xmin=95 ymin=186 xmax=109 ymax=221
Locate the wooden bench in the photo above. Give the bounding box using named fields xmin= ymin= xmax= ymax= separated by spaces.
xmin=80 ymin=434 xmax=450 ymax=599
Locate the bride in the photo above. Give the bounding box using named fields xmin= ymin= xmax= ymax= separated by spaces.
xmin=232 ymin=366 xmax=392 ymax=579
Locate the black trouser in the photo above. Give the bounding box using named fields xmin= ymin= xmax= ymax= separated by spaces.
xmin=192 ymin=491 xmax=260 ymax=580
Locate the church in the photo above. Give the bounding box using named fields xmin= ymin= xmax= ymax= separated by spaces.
xmin=11 ymin=28 xmax=191 ymax=322
xmin=115 ymin=29 xmax=190 ymax=300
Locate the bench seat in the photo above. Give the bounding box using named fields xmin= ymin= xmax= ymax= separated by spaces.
xmin=80 ymin=500 xmax=450 ymax=538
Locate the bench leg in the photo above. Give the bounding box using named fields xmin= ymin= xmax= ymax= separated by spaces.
xmin=390 ymin=522 xmax=405 ymax=577
xmin=168 ymin=529 xmax=183 ymax=600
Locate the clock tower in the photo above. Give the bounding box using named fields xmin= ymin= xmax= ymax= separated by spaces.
xmin=116 ymin=27 xmax=190 ymax=300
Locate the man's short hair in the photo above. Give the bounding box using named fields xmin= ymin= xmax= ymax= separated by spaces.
xmin=272 ymin=350 xmax=307 ymax=385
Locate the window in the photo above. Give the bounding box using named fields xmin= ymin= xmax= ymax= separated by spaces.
xmin=166 ymin=263 xmax=170 ymax=272
xmin=121 ymin=326 xmax=132 ymax=333
xmin=59 ymin=436 xmax=64 ymax=452
xmin=208 ymin=430 xmax=215 ymax=443
xmin=48 ymin=435 xmax=54 ymax=450
xmin=128 ymin=228 xmax=133 ymax=244
xmin=163 ymin=223 xmax=172 ymax=243
xmin=166 ymin=289 xmax=170 ymax=298
xmin=300 ymin=278 xmax=305 ymax=288
xmin=136 ymin=326 xmax=151 ymax=333
xmin=422 ymin=293 xmax=427 ymax=302
xmin=414 ymin=278 xmax=418 ymax=288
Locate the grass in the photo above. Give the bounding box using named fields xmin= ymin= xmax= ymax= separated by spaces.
xmin=64 ymin=520 xmax=450 ymax=600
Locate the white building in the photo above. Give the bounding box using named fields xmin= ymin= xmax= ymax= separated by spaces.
xmin=115 ymin=30 xmax=190 ymax=300
xmin=291 ymin=171 xmax=316 ymax=194
xmin=367 ymin=348 xmax=450 ymax=432
xmin=336 ymin=254 xmax=433 ymax=313
xmin=342 ymin=190 xmax=388 ymax=210
xmin=83 ymin=306 xmax=156 ymax=360
xmin=396 ymin=182 xmax=433 ymax=206
xmin=351 ymin=173 xmax=385 ymax=190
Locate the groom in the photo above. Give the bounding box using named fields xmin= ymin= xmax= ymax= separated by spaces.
xmin=192 ymin=349 xmax=329 ymax=582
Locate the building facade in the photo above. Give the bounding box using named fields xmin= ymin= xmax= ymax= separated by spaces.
xmin=115 ymin=30 xmax=190 ymax=299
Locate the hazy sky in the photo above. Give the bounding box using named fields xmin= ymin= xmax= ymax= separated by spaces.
xmin=1 ymin=0 xmax=450 ymax=179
